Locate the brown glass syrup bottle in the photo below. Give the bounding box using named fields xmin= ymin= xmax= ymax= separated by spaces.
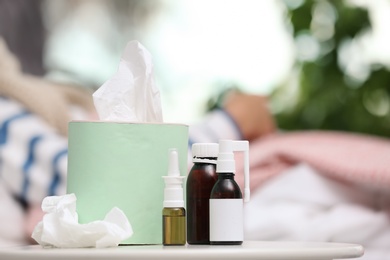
xmin=186 ymin=143 xmax=219 ymax=244
xmin=209 ymin=172 xmax=243 ymax=245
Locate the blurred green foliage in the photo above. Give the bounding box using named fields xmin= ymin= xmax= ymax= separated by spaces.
xmin=273 ymin=0 xmax=390 ymax=137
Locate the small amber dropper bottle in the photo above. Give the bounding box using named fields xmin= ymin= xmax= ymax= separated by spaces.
xmin=162 ymin=149 xmax=186 ymax=245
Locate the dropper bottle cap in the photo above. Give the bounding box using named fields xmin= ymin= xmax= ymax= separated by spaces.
xmin=163 ymin=148 xmax=185 ymax=208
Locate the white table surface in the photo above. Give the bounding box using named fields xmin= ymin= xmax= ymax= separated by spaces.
xmin=0 ymin=241 xmax=364 ymax=260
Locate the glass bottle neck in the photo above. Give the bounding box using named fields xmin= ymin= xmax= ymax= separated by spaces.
xmin=217 ymin=172 xmax=235 ymax=179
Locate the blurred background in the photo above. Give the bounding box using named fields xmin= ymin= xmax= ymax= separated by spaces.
xmin=6 ymin=0 xmax=390 ymax=136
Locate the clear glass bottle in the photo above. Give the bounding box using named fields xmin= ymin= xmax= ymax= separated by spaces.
xmin=186 ymin=143 xmax=218 ymax=245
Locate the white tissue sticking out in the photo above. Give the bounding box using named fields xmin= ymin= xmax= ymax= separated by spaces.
xmin=31 ymin=194 xmax=133 ymax=248
xmin=93 ymin=40 xmax=163 ymax=122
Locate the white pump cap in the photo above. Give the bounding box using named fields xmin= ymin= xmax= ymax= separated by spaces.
xmin=163 ymin=148 xmax=185 ymax=208
xmin=216 ymin=140 xmax=250 ymax=202
xmin=192 ymin=143 xmax=219 ymax=163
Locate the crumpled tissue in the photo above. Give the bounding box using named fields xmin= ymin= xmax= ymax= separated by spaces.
xmin=93 ymin=40 xmax=163 ymax=122
xmin=31 ymin=194 xmax=133 ymax=248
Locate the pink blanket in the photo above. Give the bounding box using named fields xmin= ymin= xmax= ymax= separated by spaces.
xmin=235 ymin=131 xmax=390 ymax=193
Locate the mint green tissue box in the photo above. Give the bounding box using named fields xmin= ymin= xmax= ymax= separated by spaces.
xmin=66 ymin=121 xmax=188 ymax=244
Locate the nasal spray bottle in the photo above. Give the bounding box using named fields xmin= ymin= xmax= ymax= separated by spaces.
xmin=162 ymin=149 xmax=186 ymax=245
xmin=209 ymin=140 xmax=250 ymax=245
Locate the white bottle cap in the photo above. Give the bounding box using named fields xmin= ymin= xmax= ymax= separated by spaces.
xmin=163 ymin=148 xmax=185 ymax=208
xmin=192 ymin=143 xmax=219 ymax=163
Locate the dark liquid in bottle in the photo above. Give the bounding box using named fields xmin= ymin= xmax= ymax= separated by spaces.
xmin=186 ymin=161 xmax=217 ymax=244
xmin=210 ymin=172 xmax=243 ymax=245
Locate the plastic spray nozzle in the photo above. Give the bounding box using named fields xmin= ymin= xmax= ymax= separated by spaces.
xmin=217 ymin=140 xmax=250 ymax=202
xmin=163 ymin=149 xmax=185 ymax=208
xmin=168 ymin=148 xmax=180 ymax=176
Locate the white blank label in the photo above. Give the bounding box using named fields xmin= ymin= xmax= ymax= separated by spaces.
xmin=209 ymin=199 xmax=243 ymax=242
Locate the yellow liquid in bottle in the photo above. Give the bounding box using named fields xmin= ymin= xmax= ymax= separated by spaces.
xmin=163 ymin=207 xmax=186 ymax=245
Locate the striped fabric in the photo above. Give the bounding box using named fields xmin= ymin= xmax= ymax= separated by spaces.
xmin=0 ymin=97 xmax=68 ymax=205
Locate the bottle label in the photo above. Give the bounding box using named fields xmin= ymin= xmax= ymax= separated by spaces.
xmin=209 ymin=199 xmax=243 ymax=242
